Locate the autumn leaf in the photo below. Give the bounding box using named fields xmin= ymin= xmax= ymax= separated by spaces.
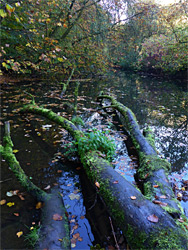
xmin=69 ymin=193 xmax=80 ymax=200
xmin=7 ymin=202 xmax=15 ymax=207
xmin=14 ymin=213 xmax=19 ymax=216
xmin=159 ymin=195 xmax=167 ymax=199
xmin=16 ymin=231 xmax=23 ymax=238
xmin=130 ymin=196 xmax=136 ymax=200
xmin=36 ymin=202 xmax=43 ymax=209
xmin=53 ymin=213 xmax=63 ymax=221
xmin=147 ymin=214 xmax=159 ymax=223
xmin=95 ymin=181 xmax=100 ymax=188
xmin=13 ymin=149 xmax=19 ymax=153
xmin=78 ymin=236 xmax=83 ymax=242
xmin=44 ymin=185 xmax=51 ymax=190
xmin=153 ymin=185 xmax=159 ymax=188
xmin=113 ymin=180 xmax=119 ymax=184
xmin=80 ymin=215 xmax=85 ymax=219
xmin=0 ymin=199 xmax=6 ymax=205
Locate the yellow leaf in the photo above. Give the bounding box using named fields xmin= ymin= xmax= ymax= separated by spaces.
xmin=95 ymin=181 xmax=100 ymax=188
xmin=16 ymin=231 xmax=23 ymax=238
xmin=7 ymin=202 xmax=15 ymax=207
xmin=13 ymin=149 xmax=19 ymax=153
xmin=0 ymin=9 xmax=7 ymax=18
xmin=57 ymin=57 xmax=64 ymax=62
xmin=36 ymin=202 xmax=43 ymax=209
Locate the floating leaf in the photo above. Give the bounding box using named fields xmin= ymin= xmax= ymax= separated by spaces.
xmin=7 ymin=202 xmax=15 ymax=207
xmin=57 ymin=170 xmax=62 ymax=173
xmin=69 ymin=193 xmax=80 ymax=200
xmin=14 ymin=213 xmax=19 ymax=216
xmin=13 ymin=149 xmax=19 ymax=153
xmin=113 ymin=180 xmax=119 ymax=184
xmin=0 ymin=199 xmax=6 ymax=205
xmin=44 ymin=185 xmax=51 ymax=190
xmin=53 ymin=213 xmax=63 ymax=221
xmin=78 ymin=236 xmax=83 ymax=242
xmin=73 ymin=233 xmax=80 ymax=239
xmin=80 ymin=215 xmax=85 ymax=219
xmin=95 ymin=181 xmax=100 ymax=188
xmin=36 ymin=202 xmax=43 ymax=209
xmin=18 ymin=193 xmax=25 ymax=200
xmin=147 ymin=214 xmax=159 ymax=223
xmin=159 ymin=195 xmax=167 ymax=199
xmin=153 ymin=185 xmax=159 ymax=188
xmin=130 ymin=196 xmax=136 ymax=200
xmin=16 ymin=231 xmax=23 ymax=238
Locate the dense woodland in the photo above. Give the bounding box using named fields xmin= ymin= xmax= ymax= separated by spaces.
xmin=0 ymin=0 xmax=188 ymax=78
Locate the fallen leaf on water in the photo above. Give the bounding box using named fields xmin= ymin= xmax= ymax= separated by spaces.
xmin=130 ymin=196 xmax=136 ymax=200
xmin=6 ymin=191 xmax=14 ymax=197
xmin=147 ymin=214 xmax=159 ymax=223
xmin=73 ymin=225 xmax=79 ymax=230
xmin=53 ymin=213 xmax=63 ymax=221
xmin=113 ymin=180 xmax=119 ymax=184
xmin=95 ymin=181 xmax=100 ymax=188
xmin=80 ymin=215 xmax=85 ymax=219
xmin=36 ymin=202 xmax=43 ymax=209
xmin=0 ymin=199 xmax=6 ymax=205
xmin=18 ymin=194 xmax=25 ymax=200
xmin=67 ymin=184 xmax=72 ymax=187
xmin=13 ymin=149 xmax=19 ymax=153
xmin=69 ymin=193 xmax=80 ymax=200
xmin=16 ymin=231 xmax=23 ymax=238
xmin=153 ymin=185 xmax=159 ymax=188
xmin=57 ymin=170 xmax=62 ymax=173
xmin=58 ymin=239 xmax=63 ymax=242
xmin=160 ymin=195 xmax=167 ymax=199
xmin=73 ymin=189 xmax=80 ymax=194
xmin=71 ymin=238 xmax=76 ymax=248
xmin=78 ymin=236 xmax=83 ymax=242
xmin=44 ymin=185 xmax=51 ymax=190
xmin=14 ymin=213 xmax=19 ymax=216
xmin=73 ymin=233 xmax=80 ymax=239
xmin=7 ymin=202 xmax=15 ymax=207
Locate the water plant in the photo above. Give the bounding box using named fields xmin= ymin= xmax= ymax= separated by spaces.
xmin=24 ymin=226 xmax=41 ymax=248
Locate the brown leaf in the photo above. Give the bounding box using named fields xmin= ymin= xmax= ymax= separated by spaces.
xmin=36 ymin=202 xmax=43 ymax=209
xmin=53 ymin=213 xmax=63 ymax=221
xmin=57 ymin=170 xmax=62 ymax=173
xmin=152 ymin=200 xmax=167 ymax=207
xmin=73 ymin=233 xmax=80 ymax=239
xmin=153 ymin=185 xmax=159 ymax=188
xmin=44 ymin=185 xmax=51 ymax=190
xmin=147 ymin=214 xmax=159 ymax=223
xmin=80 ymin=215 xmax=85 ymax=219
xmin=18 ymin=194 xmax=25 ymax=200
xmin=78 ymin=236 xmax=83 ymax=242
xmin=113 ymin=180 xmax=119 ymax=184
xmin=0 ymin=199 xmax=6 ymax=205
xmin=14 ymin=213 xmax=19 ymax=216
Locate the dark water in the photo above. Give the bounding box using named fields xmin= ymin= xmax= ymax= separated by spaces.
xmin=0 ymin=71 xmax=187 ymax=249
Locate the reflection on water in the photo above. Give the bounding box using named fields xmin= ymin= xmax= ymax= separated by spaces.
xmin=0 ymin=71 xmax=187 ymax=249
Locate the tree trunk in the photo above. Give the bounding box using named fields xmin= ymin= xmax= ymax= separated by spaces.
xmin=20 ymin=104 xmax=188 ymax=249
xmin=0 ymin=121 xmax=70 ymax=250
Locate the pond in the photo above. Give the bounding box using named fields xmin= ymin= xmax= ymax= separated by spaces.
xmin=0 ymin=70 xmax=187 ymax=249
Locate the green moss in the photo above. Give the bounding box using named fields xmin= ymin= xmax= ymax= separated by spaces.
xmin=143 ymin=127 xmax=157 ymax=151
xmin=138 ymin=153 xmax=171 ymax=180
xmin=126 ymin=224 xmax=147 ymax=249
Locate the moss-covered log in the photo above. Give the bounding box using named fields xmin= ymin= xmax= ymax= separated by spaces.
xmin=20 ymin=104 xmax=188 ymax=249
xmin=0 ymin=121 xmax=70 ymax=249
xmin=98 ymin=95 xmax=183 ymax=217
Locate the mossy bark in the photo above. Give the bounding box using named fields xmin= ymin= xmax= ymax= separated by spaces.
xmin=98 ymin=95 xmax=182 ymax=216
xmin=20 ymin=104 xmax=188 ymax=249
xmin=0 ymin=121 xmax=70 ymax=249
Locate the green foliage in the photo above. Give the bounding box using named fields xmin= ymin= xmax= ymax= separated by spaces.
xmin=24 ymin=226 xmax=41 ymax=247
xmin=138 ymin=34 xmax=188 ymax=73
xmin=64 ymin=129 xmax=116 ymax=161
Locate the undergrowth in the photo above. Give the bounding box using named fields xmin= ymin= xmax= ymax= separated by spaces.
xmin=64 ymin=129 xmax=115 ymax=161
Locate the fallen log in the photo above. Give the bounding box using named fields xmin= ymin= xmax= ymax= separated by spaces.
xmin=20 ymin=103 xmax=188 ymax=249
xmin=98 ymin=95 xmax=183 ymax=217
xmin=0 ymin=121 xmax=70 ymax=249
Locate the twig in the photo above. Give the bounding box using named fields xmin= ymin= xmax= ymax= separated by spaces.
xmin=0 ymin=178 xmax=12 ymax=183
xmin=109 ymin=216 xmax=120 ymax=250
